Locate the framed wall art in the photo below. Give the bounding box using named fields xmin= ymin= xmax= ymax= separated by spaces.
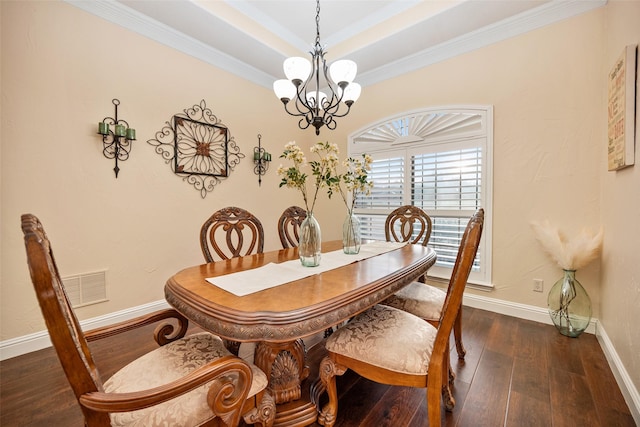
xmin=607 ymin=44 xmax=637 ymax=171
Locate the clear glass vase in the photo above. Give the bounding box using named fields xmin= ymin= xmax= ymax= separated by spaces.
xmin=342 ymin=212 xmax=361 ymax=254
xmin=299 ymin=212 xmax=321 ymax=267
xmin=547 ymin=269 xmax=592 ymax=337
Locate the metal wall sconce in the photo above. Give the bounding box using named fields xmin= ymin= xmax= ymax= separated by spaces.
xmin=253 ymin=134 xmax=271 ymax=186
xmin=97 ymin=99 xmax=136 ymax=178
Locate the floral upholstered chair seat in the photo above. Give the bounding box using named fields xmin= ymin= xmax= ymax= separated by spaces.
xmin=382 ymin=281 xmax=445 ymax=321
xmin=325 ymin=305 xmax=437 ymax=374
xmin=105 ymin=332 xmax=270 ymax=427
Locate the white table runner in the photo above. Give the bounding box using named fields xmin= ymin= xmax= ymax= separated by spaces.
xmin=207 ymin=241 xmax=407 ymax=296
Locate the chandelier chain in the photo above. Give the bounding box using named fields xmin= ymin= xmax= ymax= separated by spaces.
xmin=315 ymin=0 xmax=321 ymax=47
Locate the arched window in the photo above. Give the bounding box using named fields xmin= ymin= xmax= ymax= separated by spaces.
xmin=349 ymin=106 xmax=493 ymax=286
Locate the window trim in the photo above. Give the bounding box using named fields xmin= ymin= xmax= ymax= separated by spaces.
xmin=348 ymin=105 xmax=493 ymax=288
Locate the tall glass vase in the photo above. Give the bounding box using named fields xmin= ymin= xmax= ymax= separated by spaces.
xmin=299 ymin=212 xmax=321 ymax=267
xmin=547 ymin=269 xmax=592 ymax=337
xmin=342 ymin=212 xmax=361 ymax=254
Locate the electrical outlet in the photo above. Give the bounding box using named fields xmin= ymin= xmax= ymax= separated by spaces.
xmin=533 ymin=279 xmax=544 ymax=293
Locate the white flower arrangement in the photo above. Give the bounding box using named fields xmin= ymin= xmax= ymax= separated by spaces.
xmin=530 ymin=220 xmax=603 ymax=271
xmin=329 ymin=154 xmax=374 ymax=214
xmin=277 ymin=141 xmax=373 ymax=215
xmin=277 ymin=141 xmax=340 ymax=213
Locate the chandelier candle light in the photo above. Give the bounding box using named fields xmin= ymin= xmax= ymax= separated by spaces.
xmin=273 ymin=0 xmax=361 ymax=135
xmin=531 ymin=220 xmax=603 ymax=337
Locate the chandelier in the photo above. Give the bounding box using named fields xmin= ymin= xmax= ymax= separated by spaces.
xmin=273 ymin=0 xmax=361 ymax=135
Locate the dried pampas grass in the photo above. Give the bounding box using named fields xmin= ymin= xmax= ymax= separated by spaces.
xmin=531 ymin=220 xmax=603 ymax=270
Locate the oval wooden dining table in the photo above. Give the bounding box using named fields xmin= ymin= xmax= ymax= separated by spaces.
xmin=165 ymin=240 xmax=436 ymax=427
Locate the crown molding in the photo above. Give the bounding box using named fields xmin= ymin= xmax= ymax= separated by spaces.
xmin=65 ymin=0 xmax=606 ymax=90
xmin=65 ymin=0 xmax=276 ymax=88
xmin=359 ymin=0 xmax=607 ymax=86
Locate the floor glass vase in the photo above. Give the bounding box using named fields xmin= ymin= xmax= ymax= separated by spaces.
xmin=342 ymin=212 xmax=361 ymax=254
xmin=547 ymin=269 xmax=591 ymax=337
xmin=299 ymin=212 xmax=321 ymax=267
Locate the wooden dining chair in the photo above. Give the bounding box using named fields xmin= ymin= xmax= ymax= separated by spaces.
xmin=317 ymin=209 xmax=484 ymax=427
xmin=22 ymin=214 xmax=275 ymax=427
xmin=200 ymin=206 xmax=265 ymax=263
xmin=381 ymin=205 xmax=467 ymax=361
xmin=277 ymin=205 xmax=307 ymax=249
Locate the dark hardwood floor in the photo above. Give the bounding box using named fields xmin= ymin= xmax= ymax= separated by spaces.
xmin=0 ymin=307 xmax=634 ymax=426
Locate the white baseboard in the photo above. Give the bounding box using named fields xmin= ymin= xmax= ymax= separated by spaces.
xmin=462 ymin=292 xmax=597 ymax=334
xmin=0 ymin=300 xmax=170 ymax=361
xmin=595 ymin=323 xmax=640 ymax=425
xmin=2 ymin=295 xmax=638 ymax=425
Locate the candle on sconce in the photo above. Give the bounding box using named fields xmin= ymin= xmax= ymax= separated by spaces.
xmin=115 ymin=124 xmax=126 ymax=137
xmin=265 ymin=153 xmax=272 ymax=162
xmin=254 ymin=152 xmax=261 ymax=161
xmin=126 ymin=128 xmax=136 ymax=140
xmin=98 ymin=122 xmax=109 ymax=135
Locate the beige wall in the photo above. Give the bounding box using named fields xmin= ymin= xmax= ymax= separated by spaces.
xmin=1 ymin=0 xmax=638 ymax=400
xmin=601 ymin=0 xmax=640 ymax=403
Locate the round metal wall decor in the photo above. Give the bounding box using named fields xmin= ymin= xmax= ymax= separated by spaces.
xmin=147 ymin=100 xmax=244 ymax=198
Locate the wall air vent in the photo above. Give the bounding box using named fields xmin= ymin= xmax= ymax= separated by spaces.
xmin=62 ymin=270 xmax=107 ymax=308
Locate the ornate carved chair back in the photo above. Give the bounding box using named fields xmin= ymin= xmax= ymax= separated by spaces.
xmin=277 ymin=206 xmax=307 ymax=249
xmin=384 ymin=205 xmax=432 ymax=246
xmin=21 ymin=214 xmax=106 ymax=422
xmin=200 ymin=206 xmax=265 ymax=262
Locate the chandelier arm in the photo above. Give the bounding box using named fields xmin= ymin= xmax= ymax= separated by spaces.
xmin=324 ymin=83 xmax=353 ymax=117
xmin=290 ymin=50 xmax=321 ymax=119
xmin=325 ymin=103 xmax=353 ymax=119
xmin=319 ymin=58 xmax=343 ymax=112
xmin=293 ymin=88 xmax=316 ymax=128
xmin=320 ymin=92 xmax=345 ymax=116
xmin=297 ymin=117 xmax=312 ymax=131
xmin=281 ymin=80 xmax=314 ymax=124
xmin=281 ymin=99 xmax=308 ymax=119
xmin=284 ymin=104 xmax=315 ymax=132
xmin=324 ymin=116 xmax=337 ymax=131
xmin=290 ymin=81 xmax=316 ymax=129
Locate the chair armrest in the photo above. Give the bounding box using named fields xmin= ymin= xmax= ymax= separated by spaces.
xmin=79 ymin=355 xmax=252 ymax=425
xmin=84 ymin=309 xmax=188 ymax=346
